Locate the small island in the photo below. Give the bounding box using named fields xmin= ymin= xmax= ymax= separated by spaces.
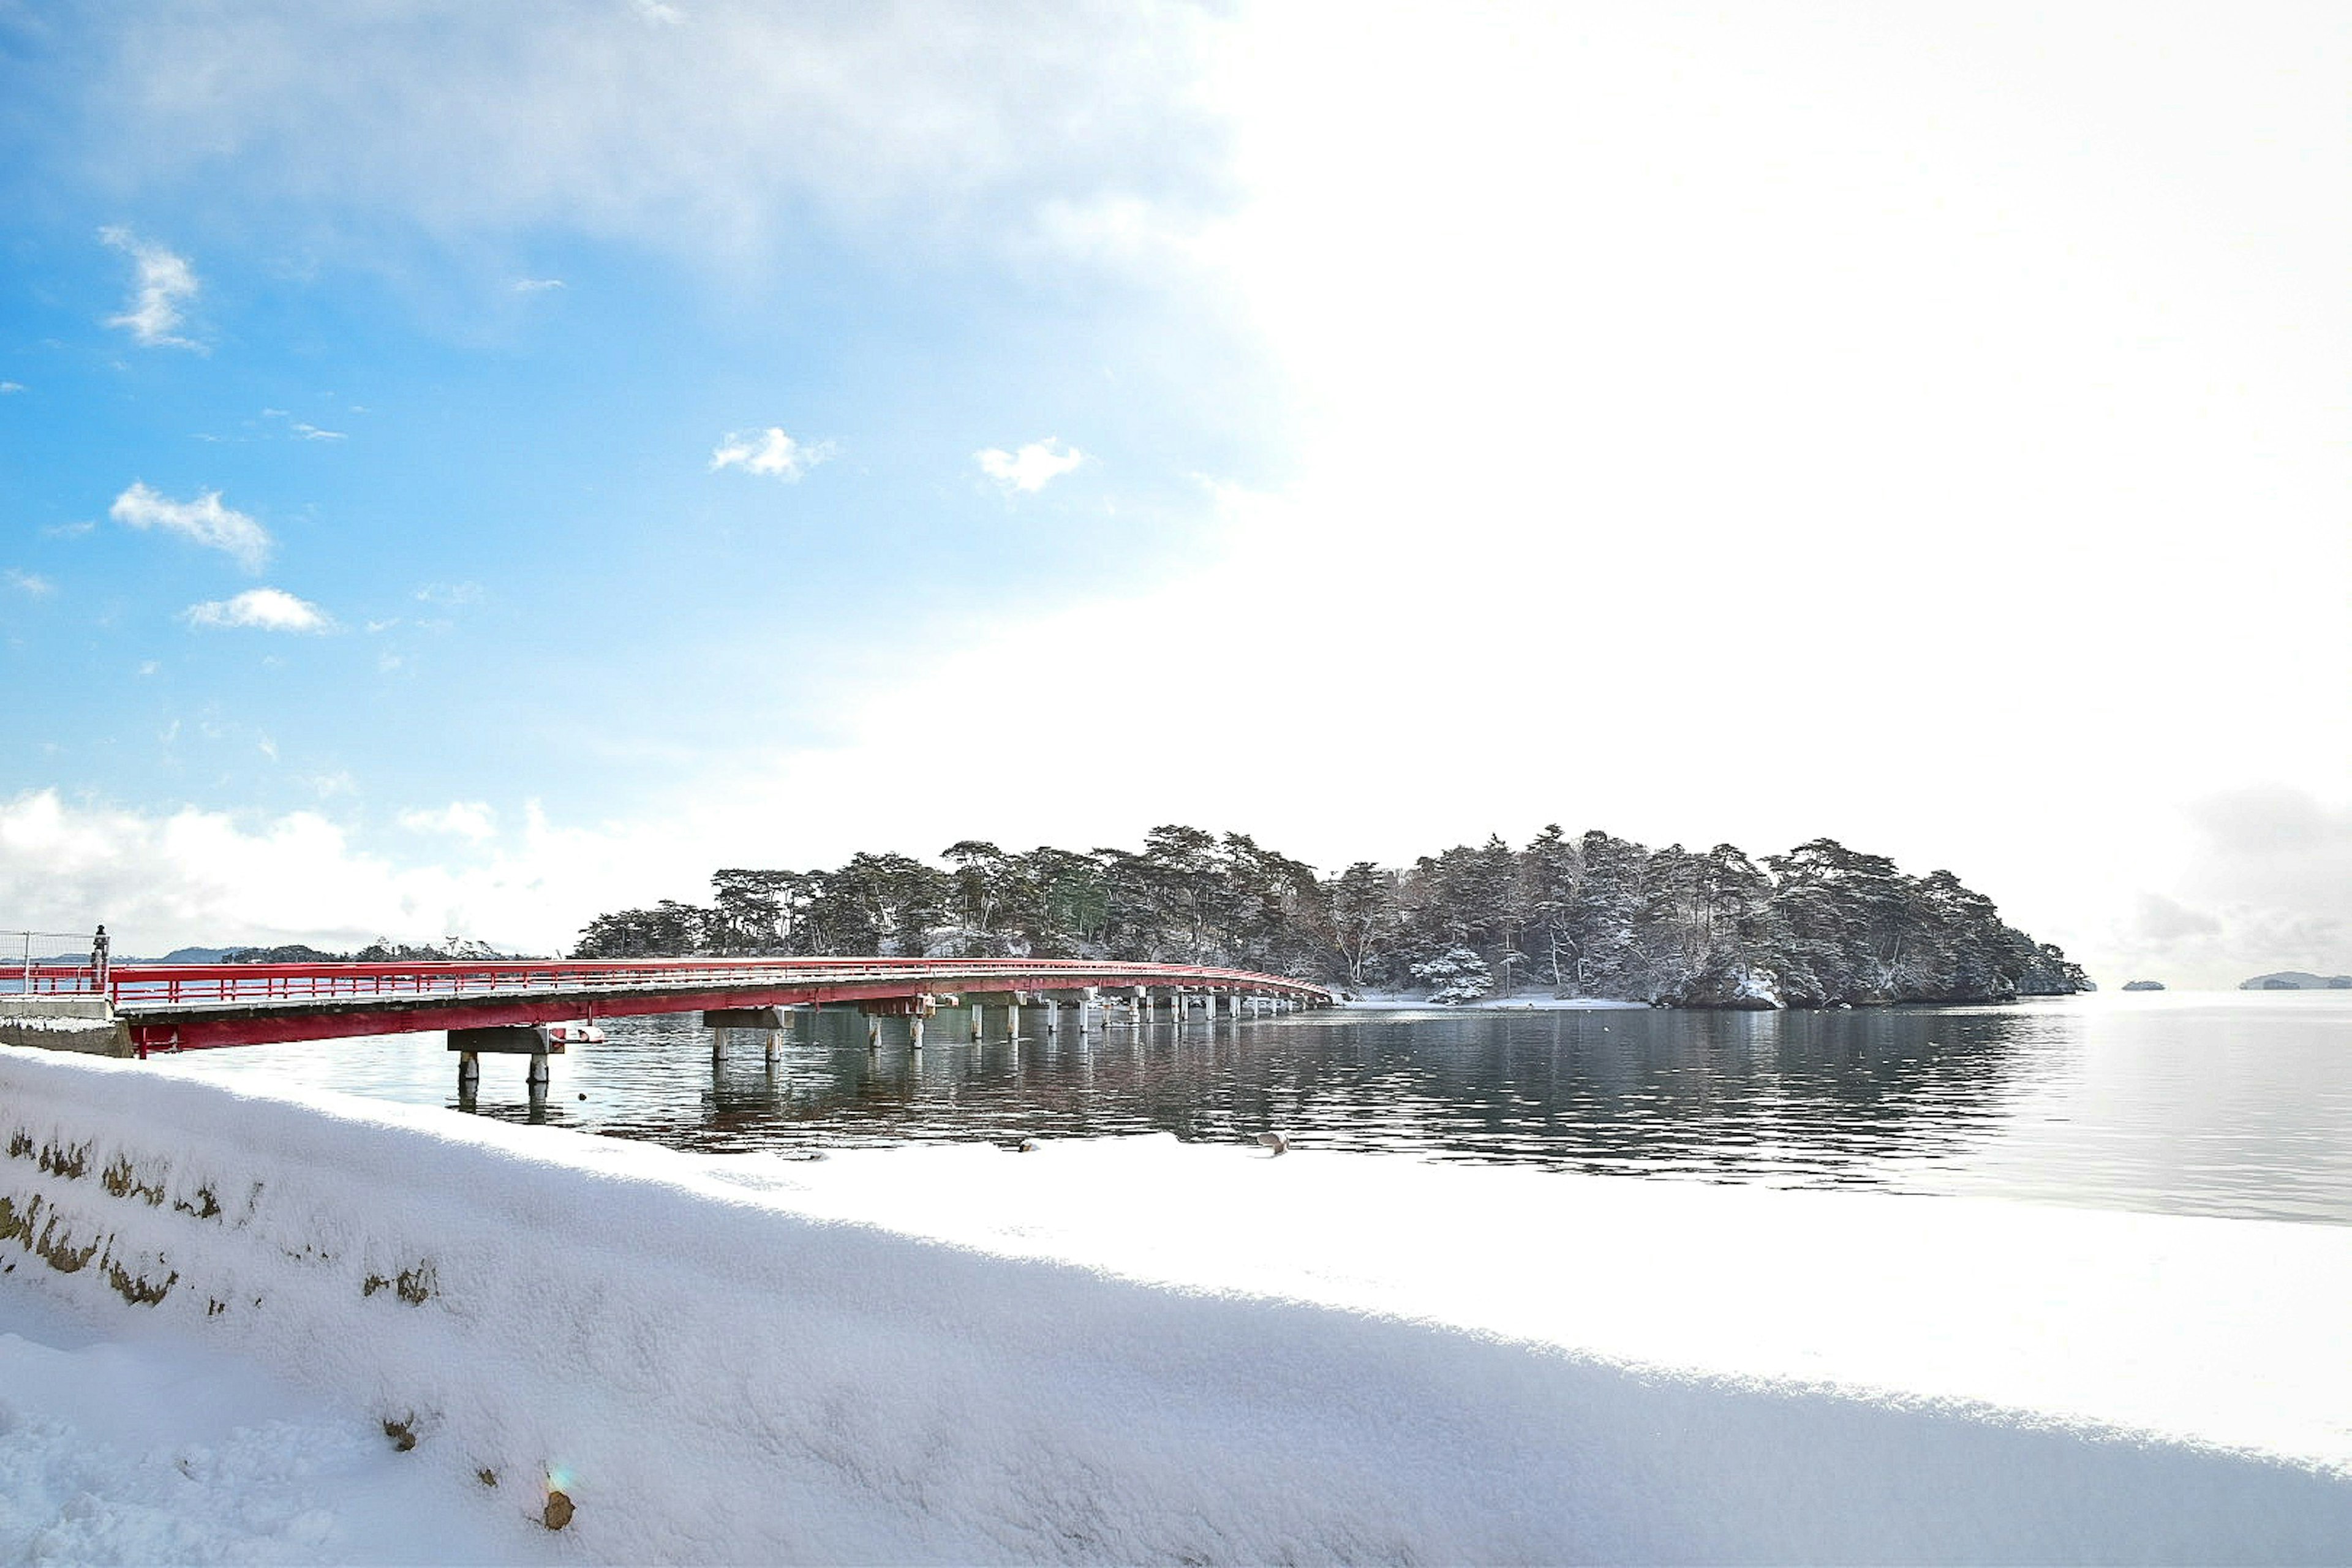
xmin=2121 ymin=980 xmax=2166 ymax=992
xmin=2239 ymin=972 xmax=2352 ymax=991
xmin=573 ymin=825 xmax=2091 ymax=1009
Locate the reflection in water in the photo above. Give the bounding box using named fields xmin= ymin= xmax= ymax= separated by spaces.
xmin=153 ymin=994 xmax=2352 ymax=1226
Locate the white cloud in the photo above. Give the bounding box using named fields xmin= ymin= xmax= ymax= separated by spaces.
xmin=976 ymin=437 xmax=1086 ymax=493
xmin=4 ymin=568 xmax=54 ymax=597
xmin=136 ymin=660 xmax=160 ymax=676
xmin=109 ymin=482 xmax=274 ymax=571
xmin=415 ymin=581 xmax=482 ymax=608
xmin=81 ymin=7 xmax=1227 ymax=271
xmin=0 ymin=788 xmax=717 ymax=956
xmin=0 ymin=381 xmax=22 ymax=394
xmin=183 ymin=587 xmax=333 ymax=633
xmin=98 ymin=227 xmax=200 ymax=348
xmin=398 ymin=801 xmax=497 ymax=843
xmin=710 ymin=428 xmax=832 ymax=480
xmin=513 ymin=277 xmax=566 ymax=293
xmin=292 ymin=422 xmax=345 ymax=441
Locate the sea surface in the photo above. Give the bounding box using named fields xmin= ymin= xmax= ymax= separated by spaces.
xmin=155 ymin=990 xmax=2352 ymax=1226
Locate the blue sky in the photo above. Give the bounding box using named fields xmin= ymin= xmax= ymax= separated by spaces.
xmin=4 ymin=2 xmax=2350 ymax=982
xmin=1 ymin=2 xmax=1262 ymax=823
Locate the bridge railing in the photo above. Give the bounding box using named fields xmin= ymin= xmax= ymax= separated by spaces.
xmin=105 ymin=956 xmax=1333 ymax=1009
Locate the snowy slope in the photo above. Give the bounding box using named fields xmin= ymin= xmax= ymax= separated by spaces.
xmin=3 ymin=1044 xmax=2349 ymax=1563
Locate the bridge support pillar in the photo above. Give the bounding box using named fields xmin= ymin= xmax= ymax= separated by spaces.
xmin=450 ymin=1024 xmax=557 ymax=1098
xmin=1205 ymin=991 xmax=1219 ymax=1022
xmin=909 ymin=1015 xmax=924 ymax=1051
xmin=706 ymin=1006 xmax=788 ymax=1063
xmin=1045 ymin=1000 xmax=1060 ymax=1035
xmin=704 ymin=1006 xmax=788 ymax=1029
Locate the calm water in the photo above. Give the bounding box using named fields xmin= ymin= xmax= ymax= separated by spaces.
xmin=155 ymin=992 xmax=2352 ymax=1226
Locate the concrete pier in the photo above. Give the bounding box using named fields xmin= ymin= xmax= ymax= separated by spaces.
xmin=448 ymin=1023 xmax=559 ymax=1099
xmin=855 ymin=995 xmax=937 ymax=1052
xmin=704 ymin=1006 xmax=790 ymax=1030
xmin=0 ymin=995 xmax=134 ymax=1057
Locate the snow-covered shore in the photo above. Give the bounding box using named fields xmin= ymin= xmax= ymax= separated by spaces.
xmin=1333 ymin=992 xmax=1651 ymax=1011
xmin=4 ymin=1044 xmax=2350 ymax=1563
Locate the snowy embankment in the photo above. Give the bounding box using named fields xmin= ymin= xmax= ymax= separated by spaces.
xmin=4 ymin=1047 xmax=2351 ymax=1563
xmin=1336 ymin=992 xmax=1651 ymax=1011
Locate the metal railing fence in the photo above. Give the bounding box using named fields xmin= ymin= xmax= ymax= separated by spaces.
xmin=1 ymin=929 xmax=105 ymax=997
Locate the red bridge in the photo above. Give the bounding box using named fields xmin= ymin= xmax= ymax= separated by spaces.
xmin=2 ymin=950 xmax=1335 ymax=1060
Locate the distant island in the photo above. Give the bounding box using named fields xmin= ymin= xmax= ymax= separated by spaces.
xmin=2239 ymin=971 xmax=2352 ymax=991
xmin=572 ymin=826 xmax=2090 ymax=1009
xmin=150 ymin=937 xmax=529 ymax=965
xmin=2121 ymin=980 xmax=2166 ymax=992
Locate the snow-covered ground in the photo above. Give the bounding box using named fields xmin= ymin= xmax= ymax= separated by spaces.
xmin=4 ymin=1044 xmax=2350 ymax=1562
xmin=1335 ymin=991 xmax=1651 ymax=1011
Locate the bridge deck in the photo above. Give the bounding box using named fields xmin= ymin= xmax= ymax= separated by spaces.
xmin=75 ymin=958 xmax=1330 ymax=1052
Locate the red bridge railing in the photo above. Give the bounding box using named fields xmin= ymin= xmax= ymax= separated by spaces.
xmin=102 ymin=957 xmax=1333 ymax=1009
